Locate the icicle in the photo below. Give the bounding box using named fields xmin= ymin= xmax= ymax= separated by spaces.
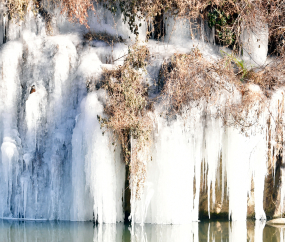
xmin=212 ymin=26 xmax=215 ymax=45
xmin=204 ymin=112 xmax=222 ymax=218
xmin=200 ymin=20 xmax=205 ymax=42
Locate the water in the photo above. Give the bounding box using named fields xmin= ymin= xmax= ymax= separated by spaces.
xmin=0 ymin=219 xmax=283 ymax=242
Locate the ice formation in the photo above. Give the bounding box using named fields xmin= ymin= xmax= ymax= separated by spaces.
xmin=0 ymin=2 xmax=284 ymax=225
xmin=71 ymin=93 xmax=125 ymax=222
xmin=240 ymin=20 xmax=269 ymax=67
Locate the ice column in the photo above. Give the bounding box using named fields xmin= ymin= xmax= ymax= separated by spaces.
xmin=0 ymin=41 xmax=23 ymax=218
xmin=71 ymin=93 xmax=125 ymax=223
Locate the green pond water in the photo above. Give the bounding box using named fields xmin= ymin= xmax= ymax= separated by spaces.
xmin=0 ymin=219 xmax=283 ymax=241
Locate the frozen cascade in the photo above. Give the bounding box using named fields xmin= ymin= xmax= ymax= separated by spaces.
xmin=0 ymin=2 xmax=285 ymax=224
xmin=71 ymin=92 xmax=125 ymax=222
xmin=133 ymin=106 xmax=204 ymax=224
xmin=133 ymin=86 xmax=270 ymax=223
xmin=0 ymin=0 xmax=133 ymax=221
xmin=0 ymin=41 xmax=23 ymax=218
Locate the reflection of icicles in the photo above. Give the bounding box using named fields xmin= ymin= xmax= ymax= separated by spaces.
xmin=93 ymin=224 xmax=121 ymax=242
xmin=229 ymin=221 xmax=247 ymax=242
xmin=207 ymin=223 xmax=210 ymax=242
xmin=255 ymin=220 xmax=266 ymax=242
xmin=132 ymin=223 xmax=199 ymax=242
xmin=281 ymin=227 xmax=285 ymax=242
xmin=131 ymin=225 xmax=148 ymax=242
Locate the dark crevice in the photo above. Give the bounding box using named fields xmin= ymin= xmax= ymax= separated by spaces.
xmin=124 ymin=164 xmax=131 ymax=223
xmin=148 ymin=11 xmax=165 ymax=40
xmin=123 ymin=132 xmax=132 ymax=223
xmin=36 ymin=0 xmax=52 ymax=35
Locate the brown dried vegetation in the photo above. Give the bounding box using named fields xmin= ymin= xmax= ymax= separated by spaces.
xmin=160 ymin=49 xmax=236 ymax=114
xmin=160 ymin=48 xmax=285 ymax=130
xmin=2 ymin=0 xmax=285 ymax=56
xmin=98 ymin=45 xmax=151 ymax=161
xmin=97 ymin=44 xmax=152 ymax=197
xmin=2 ymin=0 xmax=32 ymax=21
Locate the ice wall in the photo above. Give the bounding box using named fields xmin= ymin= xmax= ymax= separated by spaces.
xmin=0 ymin=8 xmax=127 ymax=221
xmin=0 ymin=32 xmax=79 ymax=219
xmin=0 ymin=2 xmax=283 ymax=225
xmin=132 ymin=107 xmax=204 ymax=224
xmin=133 ymin=84 xmax=274 ymax=223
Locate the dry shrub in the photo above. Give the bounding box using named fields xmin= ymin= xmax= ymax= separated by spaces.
xmin=160 ymin=49 xmax=236 ymax=114
xmin=1 ymin=0 xmax=95 ymax=27
xmin=97 ymin=44 xmax=152 ymax=198
xmin=58 ymin=0 xmax=95 ymax=27
xmin=2 ymin=0 xmax=33 ymax=21
xmin=159 ymin=48 xmax=285 ymax=130
xmin=246 ymin=65 xmax=284 ymax=95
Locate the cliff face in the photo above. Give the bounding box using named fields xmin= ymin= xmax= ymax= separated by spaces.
xmin=0 ymin=4 xmax=284 ymax=224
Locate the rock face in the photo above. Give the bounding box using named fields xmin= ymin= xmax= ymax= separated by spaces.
xmin=267 ymin=218 xmax=285 ymax=225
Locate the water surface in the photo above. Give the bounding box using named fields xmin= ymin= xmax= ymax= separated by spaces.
xmin=0 ymin=219 xmax=283 ymax=241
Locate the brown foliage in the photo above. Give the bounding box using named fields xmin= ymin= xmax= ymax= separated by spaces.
xmin=1 ymin=0 xmax=95 ymax=27
xmin=98 ymin=44 xmax=152 ymax=165
xmin=97 ymin=44 xmax=152 ymax=198
xmin=160 ymin=49 xmax=236 ymax=114
xmin=2 ymin=0 xmax=32 ymax=21
xmin=59 ymin=0 xmax=95 ymax=27
xmin=160 ymin=48 xmax=285 ymax=130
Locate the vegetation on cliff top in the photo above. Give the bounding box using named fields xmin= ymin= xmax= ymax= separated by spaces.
xmin=2 ymin=0 xmax=285 ymax=55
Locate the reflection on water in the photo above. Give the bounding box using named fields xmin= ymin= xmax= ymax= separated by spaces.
xmin=0 ymin=219 xmax=284 ymax=241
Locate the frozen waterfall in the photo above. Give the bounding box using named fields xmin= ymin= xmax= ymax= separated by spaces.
xmin=0 ymin=3 xmax=283 ymax=224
